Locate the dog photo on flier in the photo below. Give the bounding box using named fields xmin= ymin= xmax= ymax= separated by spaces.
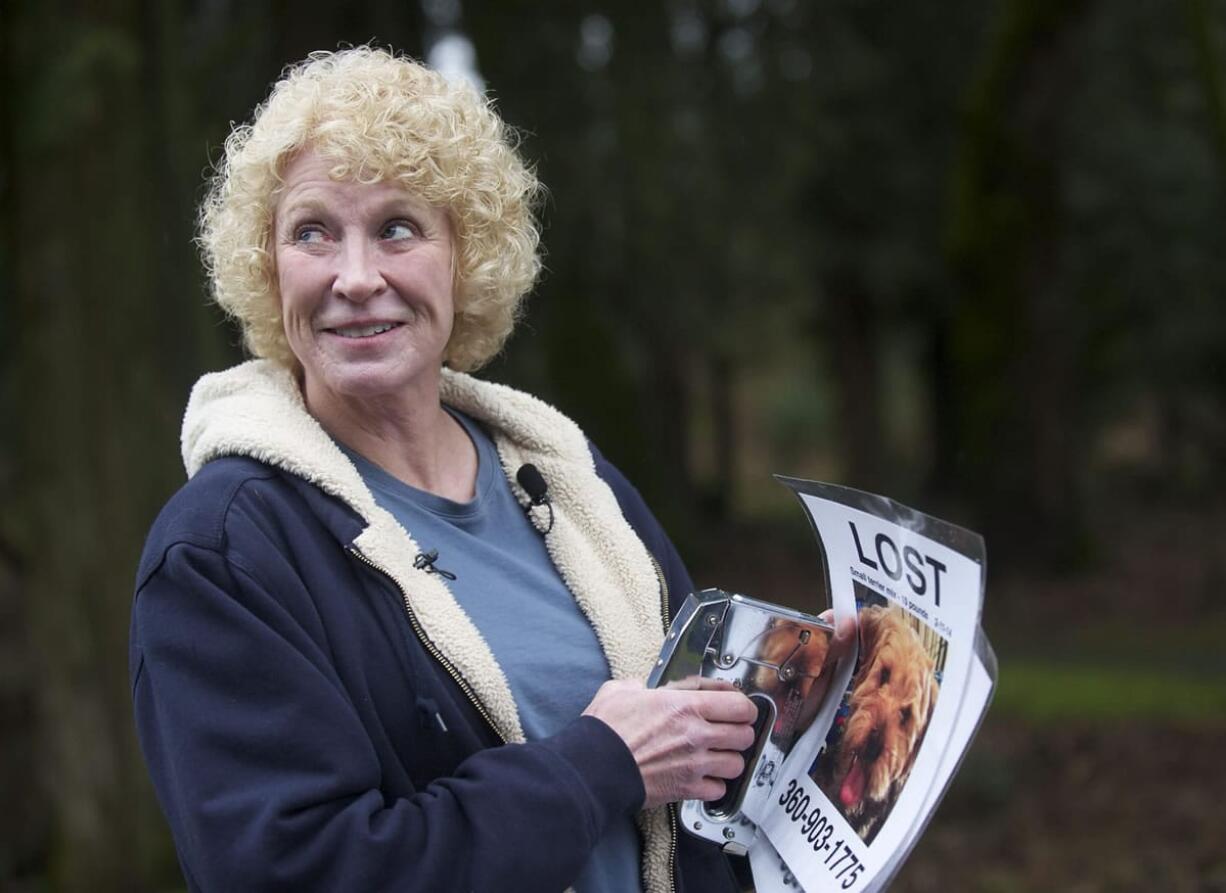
xmin=810 ymin=585 xmax=948 ymax=844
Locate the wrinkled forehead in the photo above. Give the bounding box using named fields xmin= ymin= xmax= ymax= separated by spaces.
xmin=270 ymin=141 xmax=453 ymax=230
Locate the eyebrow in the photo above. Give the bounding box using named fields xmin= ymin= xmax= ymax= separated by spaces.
xmin=276 ymin=193 xmax=439 ymax=228
xmin=274 ymin=192 xmax=333 ymax=231
xmin=277 ymin=196 xmax=327 ymax=219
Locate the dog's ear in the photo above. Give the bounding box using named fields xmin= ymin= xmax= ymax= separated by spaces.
xmin=857 ymin=605 xmax=886 ymax=659
xmin=914 ymin=674 xmax=939 ymax=752
xmin=901 ymin=670 xmax=940 ymax=780
xmin=923 ymin=675 xmax=938 ymax=728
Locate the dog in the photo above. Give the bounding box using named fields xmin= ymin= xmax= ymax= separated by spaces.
xmin=816 ymin=604 xmax=938 ymax=843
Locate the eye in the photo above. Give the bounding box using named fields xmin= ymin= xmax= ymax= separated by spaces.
xmin=900 ymin=705 xmax=912 ymax=726
xmin=293 ymin=224 xmax=328 ymax=244
xmin=381 ymin=220 xmax=417 ymax=241
xmin=878 ymin=665 xmax=891 ymax=686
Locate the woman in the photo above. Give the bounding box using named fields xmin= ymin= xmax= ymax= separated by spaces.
xmin=130 ymin=47 xmax=756 ymax=892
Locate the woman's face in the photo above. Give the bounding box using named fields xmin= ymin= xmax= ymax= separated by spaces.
xmin=273 ymin=149 xmax=456 ymax=412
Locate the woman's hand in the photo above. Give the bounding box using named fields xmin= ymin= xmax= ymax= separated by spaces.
xmin=582 ymin=679 xmax=758 ymax=809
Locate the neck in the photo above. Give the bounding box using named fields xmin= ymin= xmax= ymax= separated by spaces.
xmin=303 ymin=372 xmax=478 ymax=502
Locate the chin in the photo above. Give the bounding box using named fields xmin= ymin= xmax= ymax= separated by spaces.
xmin=307 ymin=360 xmax=439 ymax=408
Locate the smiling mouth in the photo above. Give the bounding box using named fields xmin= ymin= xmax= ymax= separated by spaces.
xmin=326 ymin=322 xmax=402 ymax=338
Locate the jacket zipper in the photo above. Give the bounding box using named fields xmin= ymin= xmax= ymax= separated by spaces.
xmin=651 ymin=553 xmax=672 ymax=633
xmin=648 ymin=553 xmax=679 ymax=893
xmin=348 ymin=545 xmax=507 ymax=745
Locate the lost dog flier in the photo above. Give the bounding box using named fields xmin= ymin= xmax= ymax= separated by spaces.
xmin=748 ymin=637 xmax=997 ymax=893
xmin=750 ymin=478 xmax=991 ymax=892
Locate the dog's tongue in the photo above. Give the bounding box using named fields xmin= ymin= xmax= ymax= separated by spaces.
xmin=840 ymin=758 xmax=866 ymax=808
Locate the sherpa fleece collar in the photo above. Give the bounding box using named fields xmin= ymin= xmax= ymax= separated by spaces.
xmin=181 ymin=359 xmax=674 ymax=893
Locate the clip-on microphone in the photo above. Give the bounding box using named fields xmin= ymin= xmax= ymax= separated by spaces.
xmin=516 ymin=463 xmax=554 ymax=534
xmin=413 ymin=548 xmax=457 ymax=580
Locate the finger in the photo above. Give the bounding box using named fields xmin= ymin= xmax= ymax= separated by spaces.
xmin=831 ymin=615 xmax=857 ymax=661
xmin=690 ymin=777 xmax=727 ymax=803
xmin=661 ymin=675 xmax=736 ymax=693
xmin=703 ymin=750 xmax=747 ymax=781
xmin=693 ymin=690 xmax=758 ymax=723
xmin=661 ymin=675 xmax=703 ymax=691
xmin=696 ymin=717 xmax=757 ymax=754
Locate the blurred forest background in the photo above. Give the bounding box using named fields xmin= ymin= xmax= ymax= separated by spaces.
xmin=2 ymin=0 xmax=1225 ymax=890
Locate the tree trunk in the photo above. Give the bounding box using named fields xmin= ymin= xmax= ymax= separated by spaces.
xmin=942 ymin=0 xmax=1091 ymax=565
xmin=822 ymin=271 xmax=884 ymax=489
xmin=7 ymin=2 xmax=200 ymax=887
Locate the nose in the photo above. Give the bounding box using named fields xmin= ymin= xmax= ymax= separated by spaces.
xmin=863 ymin=726 xmax=883 ymax=763
xmin=332 ymin=240 xmax=386 ymax=302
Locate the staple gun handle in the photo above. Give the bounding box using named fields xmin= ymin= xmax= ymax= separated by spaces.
xmin=704 ymin=693 xmax=775 ymax=818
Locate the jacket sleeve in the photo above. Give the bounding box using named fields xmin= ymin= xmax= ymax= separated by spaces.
xmin=131 ymin=534 xmax=644 ymax=892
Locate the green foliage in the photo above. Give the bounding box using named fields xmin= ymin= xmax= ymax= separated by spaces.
xmin=996 ymin=661 xmax=1226 ymax=724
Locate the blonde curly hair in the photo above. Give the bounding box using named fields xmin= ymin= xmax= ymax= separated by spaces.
xmin=198 ymin=46 xmax=542 ymax=372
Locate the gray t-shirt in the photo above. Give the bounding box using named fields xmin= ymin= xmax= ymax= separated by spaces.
xmin=338 ymin=408 xmax=644 ymax=893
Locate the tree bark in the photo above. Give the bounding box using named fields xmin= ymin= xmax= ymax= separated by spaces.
xmin=942 ymin=0 xmax=1091 ymax=564
xmin=822 ymin=270 xmax=884 ymax=489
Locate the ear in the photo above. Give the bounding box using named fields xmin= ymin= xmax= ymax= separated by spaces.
xmin=900 ymin=671 xmax=939 ymax=770
xmin=857 ymin=605 xmax=886 ymax=658
xmin=923 ymin=675 xmax=939 ymax=728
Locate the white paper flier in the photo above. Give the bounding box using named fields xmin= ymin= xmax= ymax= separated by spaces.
xmin=747 ymin=478 xmax=990 ymax=893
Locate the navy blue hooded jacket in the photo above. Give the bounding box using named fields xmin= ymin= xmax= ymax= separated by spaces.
xmin=130 ymin=361 xmax=741 ymax=893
